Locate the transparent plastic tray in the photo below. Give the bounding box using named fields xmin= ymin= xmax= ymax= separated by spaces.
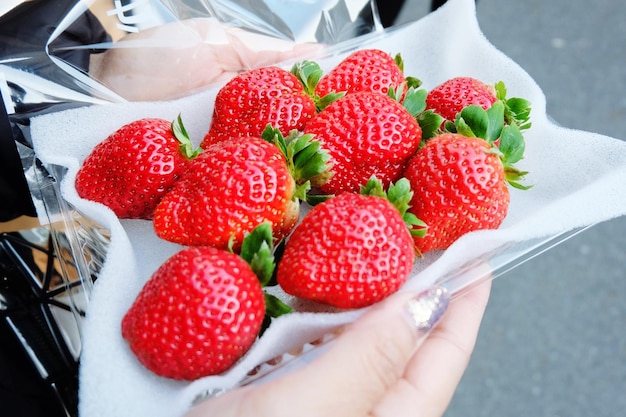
xmin=11 ymin=138 xmax=593 ymax=405
xmin=29 ymin=146 xmax=592 ymax=390
xmin=20 ymin=143 xmax=110 ymax=357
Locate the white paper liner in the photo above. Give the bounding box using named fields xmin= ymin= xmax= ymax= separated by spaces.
xmin=29 ymin=0 xmax=626 ymax=416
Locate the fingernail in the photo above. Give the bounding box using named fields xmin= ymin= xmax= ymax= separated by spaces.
xmin=405 ymin=286 xmax=450 ymax=336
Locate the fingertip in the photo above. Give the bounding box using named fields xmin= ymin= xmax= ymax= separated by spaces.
xmin=251 ymin=287 xmax=451 ymax=415
xmin=376 ymin=280 xmax=493 ymax=417
xmin=404 ymin=286 xmax=451 ymax=338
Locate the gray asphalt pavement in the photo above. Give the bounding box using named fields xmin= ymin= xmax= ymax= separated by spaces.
xmin=398 ymin=1 xmax=626 ymax=416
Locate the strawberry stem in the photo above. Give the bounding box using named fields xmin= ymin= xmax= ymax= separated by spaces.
xmin=499 ymin=123 xmax=526 ymax=165
xmin=261 ymin=124 xmax=332 ymax=201
xmin=172 ymin=114 xmax=202 ymax=159
xmin=405 ymin=76 xmax=423 ymax=89
xmin=394 ymin=52 xmax=405 ymax=73
xmin=448 ymin=105 xmax=532 ymax=189
xmin=361 ymin=177 xmax=427 ymax=238
xmin=494 ymin=81 xmax=533 ymax=131
xmin=239 ymin=223 xmax=292 ymax=319
xmin=417 ymin=110 xmax=444 ymax=142
xmin=291 ymin=60 xmax=322 ymax=97
xmin=239 ymin=223 xmax=275 ymax=287
xmin=290 ymin=59 xmax=344 ymax=111
xmin=392 ymin=87 xmax=442 ymax=142
xmin=399 ymin=87 xmax=427 ymax=116
xmin=264 ymin=293 xmax=292 ymax=318
xmin=392 ymin=53 xmax=422 ymax=90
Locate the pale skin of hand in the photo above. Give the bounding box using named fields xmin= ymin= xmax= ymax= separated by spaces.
xmin=90 ymin=18 xmax=323 ymax=102
xmin=184 ymin=279 xmax=491 ymax=417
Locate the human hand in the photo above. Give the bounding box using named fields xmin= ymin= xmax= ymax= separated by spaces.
xmin=184 ymin=279 xmax=491 ymax=417
xmin=90 ymin=18 xmax=322 ymax=102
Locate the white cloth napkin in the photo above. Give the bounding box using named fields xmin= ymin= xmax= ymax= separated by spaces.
xmin=29 ymin=0 xmax=626 ymax=416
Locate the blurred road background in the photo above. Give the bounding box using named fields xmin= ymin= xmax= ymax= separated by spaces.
xmin=398 ymin=1 xmax=626 ymax=416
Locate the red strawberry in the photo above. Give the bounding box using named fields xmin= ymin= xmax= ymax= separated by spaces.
xmin=403 ymin=103 xmax=530 ymax=253
xmin=154 ymin=127 xmax=330 ymax=251
xmin=404 ymin=133 xmax=508 ymax=253
xmin=426 ymin=76 xmax=497 ymax=123
xmin=303 ymin=91 xmax=422 ymax=195
xmin=426 ymin=77 xmax=532 ymax=130
xmin=75 ymin=116 xmax=200 ymax=219
xmin=201 ymin=66 xmax=317 ymax=148
xmin=277 ymin=177 xmax=425 ymax=309
xmin=121 ymin=224 xmax=288 ymax=380
xmin=314 ymin=49 xmax=409 ymax=98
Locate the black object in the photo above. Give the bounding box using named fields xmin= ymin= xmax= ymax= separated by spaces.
xmin=0 ymin=0 xmax=110 ymax=93
xmin=0 ymin=0 xmax=110 ymax=223
xmin=1 ymin=231 xmax=79 ymax=417
xmin=377 ymin=0 xmax=408 ymax=27
xmin=1 ymin=2 xmax=109 ymax=416
xmin=0 ymin=95 xmax=36 ymax=222
xmin=431 ymin=0 xmax=454 ymax=11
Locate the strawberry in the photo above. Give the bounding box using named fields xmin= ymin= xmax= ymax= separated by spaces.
xmin=121 ymin=224 xmax=289 ymax=380
xmin=154 ymin=126 xmax=330 ymax=251
xmin=313 ymin=49 xmax=413 ymax=98
xmin=426 ymin=77 xmax=532 ymax=131
xmin=403 ymin=102 xmax=530 ymax=253
xmin=75 ymin=116 xmax=200 ymax=219
xmin=303 ymin=90 xmax=422 ymax=195
xmin=426 ymin=76 xmax=496 ymax=123
xmin=200 ymin=66 xmax=317 ymax=148
xmin=276 ymin=177 xmax=425 ymax=309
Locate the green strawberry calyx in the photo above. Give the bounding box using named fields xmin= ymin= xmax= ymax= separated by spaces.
xmin=388 ymin=86 xmax=444 ymax=142
xmin=261 ymin=124 xmax=333 ymax=204
xmin=172 ymin=114 xmax=203 ymax=159
xmin=290 ymin=60 xmax=344 ymax=111
xmin=361 ymin=176 xmax=428 ymax=239
xmin=386 ymin=55 xmax=442 ymax=141
xmin=235 ymin=223 xmax=292 ymax=319
xmin=447 ymin=102 xmax=532 ymax=190
xmin=494 ymin=81 xmax=533 ymax=131
xmin=392 ymin=52 xmax=422 ymax=91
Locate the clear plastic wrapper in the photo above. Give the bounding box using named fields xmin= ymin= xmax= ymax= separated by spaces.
xmin=1 ymin=0 xmax=379 ymax=107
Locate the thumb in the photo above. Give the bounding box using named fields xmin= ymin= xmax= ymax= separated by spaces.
xmin=263 ymin=287 xmax=450 ymax=417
